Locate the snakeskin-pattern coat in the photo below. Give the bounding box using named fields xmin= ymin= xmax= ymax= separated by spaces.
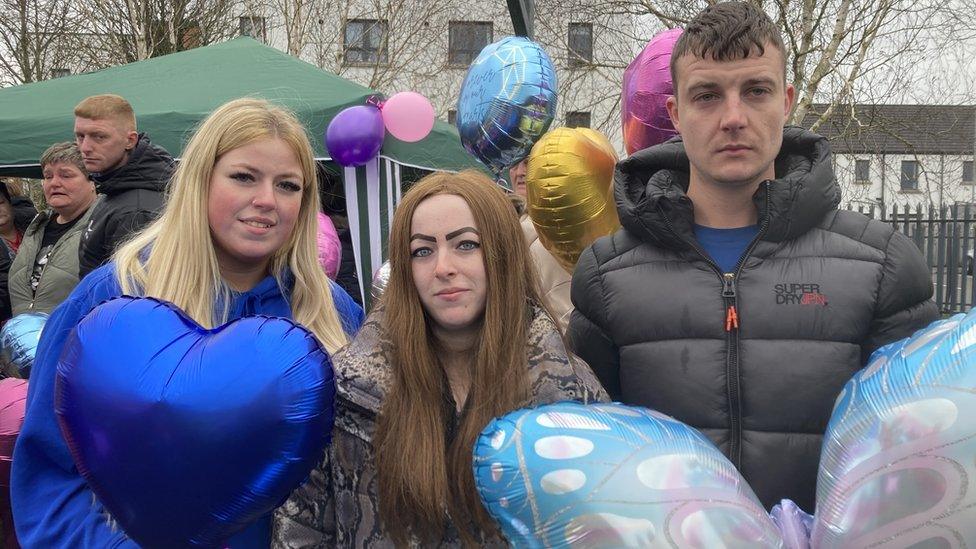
xmin=273 ymin=305 xmax=608 ymax=548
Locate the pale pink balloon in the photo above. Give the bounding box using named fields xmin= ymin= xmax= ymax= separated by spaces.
xmin=382 ymin=91 xmax=435 ymax=142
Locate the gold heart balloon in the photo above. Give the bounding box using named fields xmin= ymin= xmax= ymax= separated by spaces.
xmin=525 ymin=127 xmax=620 ymax=272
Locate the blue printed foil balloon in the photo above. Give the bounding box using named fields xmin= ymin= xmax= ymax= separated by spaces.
xmin=474 ymin=401 xmax=786 ymax=548
xmin=0 ymin=312 xmax=48 ymax=379
xmin=812 ymin=312 xmax=976 ymax=547
xmin=457 ymin=36 xmax=557 ymax=175
xmin=55 ymin=297 xmax=335 ymax=548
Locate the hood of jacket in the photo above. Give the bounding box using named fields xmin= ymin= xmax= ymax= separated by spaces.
xmin=614 ymin=126 xmax=840 ymax=250
xmin=90 ymin=133 xmax=174 ymax=195
xmin=210 ymin=271 xmax=293 ymax=323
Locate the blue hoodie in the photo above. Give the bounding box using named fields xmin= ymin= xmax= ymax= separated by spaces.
xmin=11 ymin=262 xmax=364 ymax=548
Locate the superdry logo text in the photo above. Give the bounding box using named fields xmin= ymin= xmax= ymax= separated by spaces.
xmin=774 ymin=283 xmax=828 ymax=306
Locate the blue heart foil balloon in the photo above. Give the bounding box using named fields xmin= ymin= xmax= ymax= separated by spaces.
xmin=0 ymin=312 xmax=48 ymax=378
xmin=813 ymin=310 xmax=976 ymax=547
xmin=54 ymin=297 xmax=335 ymax=548
xmin=474 ymin=402 xmax=786 ymax=548
xmin=456 ymin=36 xmax=557 ymax=175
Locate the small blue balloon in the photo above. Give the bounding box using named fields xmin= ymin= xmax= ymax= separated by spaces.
xmin=456 ymin=36 xmax=557 ymax=175
xmin=55 ymin=297 xmax=335 ymax=548
xmin=0 ymin=312 xmax=48 ymax=378
xmin=474 ymin=402 xmax=784 ymax=547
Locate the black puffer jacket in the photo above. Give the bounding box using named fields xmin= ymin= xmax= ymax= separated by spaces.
xmin=567 ymin=127 xmax=938 ymax=511
xmin=79 ymin=134 xmax=173 ymax=277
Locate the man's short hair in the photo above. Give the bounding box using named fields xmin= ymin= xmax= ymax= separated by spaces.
xmin=40 ymin=142 xmax=87 ymax=174
xmin=670 ymin=2 xmax=787 ymax=90
xmin=74 ymin=94 xmax=137 ymax=131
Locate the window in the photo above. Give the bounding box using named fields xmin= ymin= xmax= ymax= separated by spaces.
xmin=448 ymin=21 xmax=492 ymax=66
xmin=566 ymin=111 xmax=591 ymax=128
xmin=854 ymin=159 xmax=870 ymax=183
xmin=50 ymin=68 xmax=70 ymax=78
xmin=344 ymin=19 xmax=389 ymax=65
xmin=568 ymin=23 xmax=593 ymax=67
xmin=900 ymin=160 xmax=919 ymax=191
xmin=448 ymin=109 xmax=457 ymax=126
xmin=964 ymin=160 xmax=974 ymax=184
xmin=239 ymin=16 xmax=266 ymax=43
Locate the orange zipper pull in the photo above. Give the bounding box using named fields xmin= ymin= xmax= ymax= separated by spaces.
xmin=725 ymin=305 xmax=739 ymax=331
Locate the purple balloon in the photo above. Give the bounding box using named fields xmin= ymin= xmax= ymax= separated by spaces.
xmin=325 ymin=105 xmax=385 ymax=167
xmin=621 ymin=28 xmax=682 ymax=155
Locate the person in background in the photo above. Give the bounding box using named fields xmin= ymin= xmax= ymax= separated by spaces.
xmin=13 ymin=98 xmax=364 ymax=548
xmin=508 ymin=159 xmax=574 ymax=330
xmin=8 ymin=143 xmax=98 ymax=316
xmin=0 ymin=182 xmax=35 ymax=322
xmin=274 ymin=170 xmax=606 ymax=547
xmin=73 ymin=94 xmax=173 ymax=277
xmin=1 ymin=179 xmax=40 ymax=231
xmin=568 ymin=1 xmax=938 ymax=511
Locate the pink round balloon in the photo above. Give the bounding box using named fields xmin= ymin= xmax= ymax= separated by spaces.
xmin=0 ymin=378 xmax=27 ymax=549
xmin=382 ymin=91 xmax=435 ymax=143
xmin=621 ymin=28 xmax=682 ymax=155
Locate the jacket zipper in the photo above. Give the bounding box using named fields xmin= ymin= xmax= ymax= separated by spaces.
xmin=657 ymin=180 xmax=771 ymax=468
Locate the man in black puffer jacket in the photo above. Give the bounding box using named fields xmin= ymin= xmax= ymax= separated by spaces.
xmin=568 ymin=2 xmax=938 ymax=512
xmin=73 ymin=94 xmax=174 ymax=277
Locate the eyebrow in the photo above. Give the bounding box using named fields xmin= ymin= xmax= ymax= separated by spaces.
xmin=409 ymin=227 xmax=480 ymax=243
xmin=686 ymin=81 xmax=720 ymax=95
xmin=446 ymin=227 xmax=479 ymax=240
xmin=743 ymin=77 xmax=778 ymax=88
xmin=229 ymin=163 xmax=302 ymax=181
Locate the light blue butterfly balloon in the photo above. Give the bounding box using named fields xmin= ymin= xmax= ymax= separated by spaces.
xmin=474 ymin=401 xmax=785 ymax=548
xmin=814 ymin=311 xmax=976 ymax=547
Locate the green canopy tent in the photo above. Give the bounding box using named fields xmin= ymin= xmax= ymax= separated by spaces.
xmin=0 ymin=37 xmax=483 ymax=304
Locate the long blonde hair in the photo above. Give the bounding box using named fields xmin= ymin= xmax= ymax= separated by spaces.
xmin=114 ymin=98 xmax=348 ymax=353
xmin=374 ymin=171 xmax=545 ymax=545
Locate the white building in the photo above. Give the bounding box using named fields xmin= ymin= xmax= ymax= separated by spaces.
xmin=803 ymin=104 xmax=976 ymax=212
xmin=233 ymin=0 xmax=635 ymax=153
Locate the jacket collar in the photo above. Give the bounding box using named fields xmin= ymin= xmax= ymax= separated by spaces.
xmin=90 ymin=133 xmax=174 ymax=194
xmin=614 ymin=126 xmax=840 ymax=250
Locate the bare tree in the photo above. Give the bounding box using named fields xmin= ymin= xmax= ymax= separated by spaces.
xmin=536 ymin=0 xmax=976 ymax=135
xmin=252 ymin=0 xmax=473 ymax=117
xmin=0 ymin=0 xmax=81 ymax=84
xmin=73 ymin=0 xmax=239 ymax=66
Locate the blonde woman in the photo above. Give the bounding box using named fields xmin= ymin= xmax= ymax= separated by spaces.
xmin=12 ymin=98 xmax=363 ymax=548
xmin=274 ymin=171 xmax=606 ymax=547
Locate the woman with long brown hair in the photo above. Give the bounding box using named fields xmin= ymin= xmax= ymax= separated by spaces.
xmin=274 ymin=170 xmax=607 ymax=547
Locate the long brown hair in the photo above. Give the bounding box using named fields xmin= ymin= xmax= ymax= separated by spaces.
xmin=374 ymin=170 xmax=545 ymax=545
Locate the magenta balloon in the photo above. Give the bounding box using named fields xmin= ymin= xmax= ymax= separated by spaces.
xmin=325 ymin=105 xmax=385 ymax=167
xmin=621 ymin=28 xmax=682 ymax=155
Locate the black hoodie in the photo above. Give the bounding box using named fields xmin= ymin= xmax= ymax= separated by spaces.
xmin=567 ymin=127 xmax=938 ymax=510
xmin=79 ymin=133 xmax=174 ymax=277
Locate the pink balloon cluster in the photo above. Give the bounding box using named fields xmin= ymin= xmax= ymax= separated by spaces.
xmin=324 ymin=91 xmax=436 ymax=167
xmin=621 ymin=28 xmax=682 ymax=155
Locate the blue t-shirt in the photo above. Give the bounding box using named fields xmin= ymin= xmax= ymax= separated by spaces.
xmin=693 ymin=224 xmax=760 ymax=273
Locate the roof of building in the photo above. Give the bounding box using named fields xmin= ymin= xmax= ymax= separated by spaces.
xmin=800 ymin=104 xmax=975 ymax=156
